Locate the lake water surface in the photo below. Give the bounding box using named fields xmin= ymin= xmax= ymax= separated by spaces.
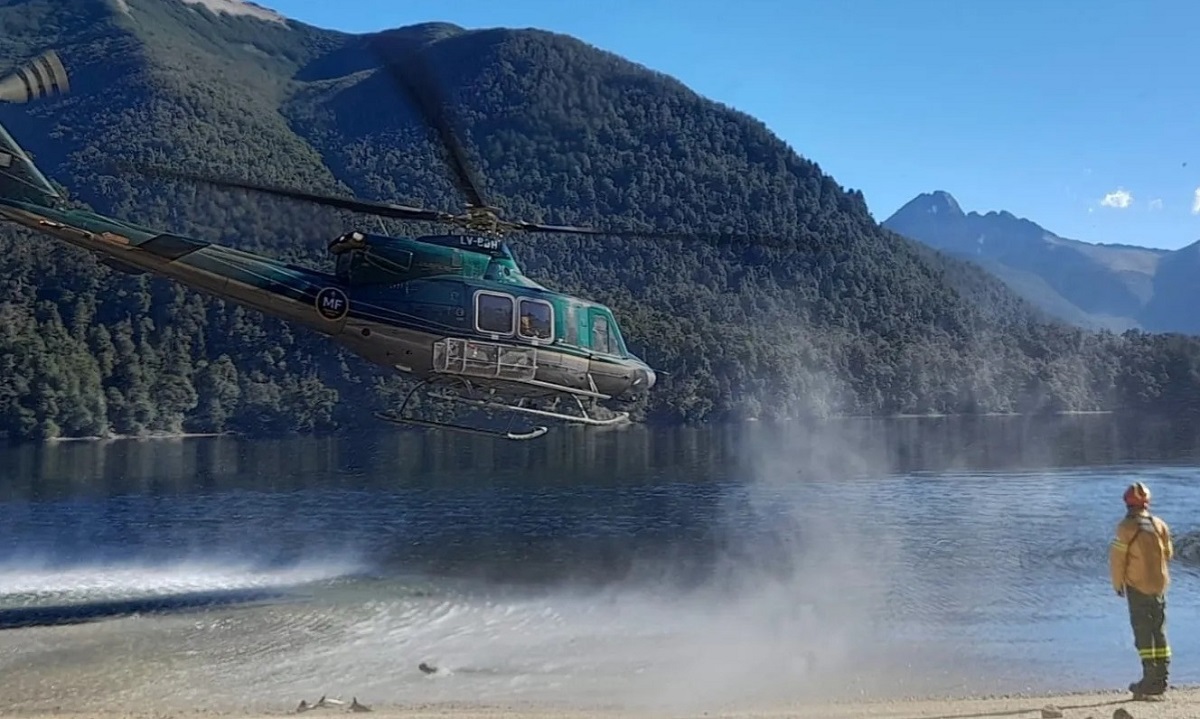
xmin=2 ymin=414 xmax=1200 ymax=712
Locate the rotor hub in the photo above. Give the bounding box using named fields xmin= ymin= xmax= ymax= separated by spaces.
xmin=458 ymin=205 xmax=510 ymax=235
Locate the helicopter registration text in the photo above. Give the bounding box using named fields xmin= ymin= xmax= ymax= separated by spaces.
xmin=457 ymin=236 xmax=502 ymax=251
xmin=315 ymin=287 xmax=350 ymax=321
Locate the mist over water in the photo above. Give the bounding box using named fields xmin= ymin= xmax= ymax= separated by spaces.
xmin=3 ymin=415 xmax=1200 ymax=711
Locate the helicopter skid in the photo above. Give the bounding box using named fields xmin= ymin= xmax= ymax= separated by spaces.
xmin=425 ymin=390 xmax=629 ymax=427
xmin=373 ymin=409 xmax=549 ymax=441
xmin=376 ymin=375 xmax=628 ymax=440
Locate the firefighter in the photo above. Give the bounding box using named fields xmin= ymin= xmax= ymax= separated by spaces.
xmin=1108 ymin=481 xmax=1174 ymax=696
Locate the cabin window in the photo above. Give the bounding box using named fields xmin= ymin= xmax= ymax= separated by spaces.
xmin=591 ymin=313 xmax=613 ymax=354
xmin=518 ymin=299 xmax=553 ymax=341
xmin=475 ymin=291 xmax=514 ymax=334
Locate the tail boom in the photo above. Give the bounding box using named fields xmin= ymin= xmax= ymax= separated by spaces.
xmin=0 ymin=200 xmax=349 ymax=336
xmin=0 ymin=51 xmax=360 ymax=346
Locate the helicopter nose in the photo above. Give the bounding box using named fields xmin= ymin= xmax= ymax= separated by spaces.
xmin=640 ymin=365 xmax=657 ymax=390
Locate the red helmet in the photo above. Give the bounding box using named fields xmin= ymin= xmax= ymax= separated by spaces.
xmin=1123 ymin=482 xmax=1150 ymax=508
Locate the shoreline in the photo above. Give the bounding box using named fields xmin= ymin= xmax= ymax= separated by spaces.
xmin=43 ymin=431 xmax=228 ymax=443
xmin=12 ymin=409 xmax=1125 ymax=446
xmin=5 ymin=686 xmax=1199 ymax=719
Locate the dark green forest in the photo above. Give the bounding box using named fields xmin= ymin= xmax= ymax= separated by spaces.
xmin=2 ymin=0 xmax=1199 ymax=442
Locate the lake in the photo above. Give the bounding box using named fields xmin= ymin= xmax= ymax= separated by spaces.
xmin=2 ymin=413 xmax=1200 ymax=713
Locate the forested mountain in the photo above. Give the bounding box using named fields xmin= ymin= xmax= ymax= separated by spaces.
xmin=2 ymin=0 xmax=1200 ymax=442
xmin=883 ymin=191 xmax=1200 ymax=335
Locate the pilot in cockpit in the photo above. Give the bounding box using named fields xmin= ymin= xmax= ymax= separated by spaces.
xmin=520 ymin=311 xmax=552 ymax=340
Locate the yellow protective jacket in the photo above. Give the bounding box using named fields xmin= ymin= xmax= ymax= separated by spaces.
xmin=1109 ymin=510 xmax=1173 ymax=596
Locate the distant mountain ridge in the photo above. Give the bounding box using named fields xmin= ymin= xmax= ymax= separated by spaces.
xmin=882 ymin=192 xmax=1200 ymax=334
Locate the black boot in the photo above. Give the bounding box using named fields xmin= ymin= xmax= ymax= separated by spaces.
xmin=1130 ymin=659 xmax=1170 ymax=696
xmin=1146 ymin=660 xmax=1169 ymax=694
xmin=1129 ymin=660 xmax=1154 ymax=695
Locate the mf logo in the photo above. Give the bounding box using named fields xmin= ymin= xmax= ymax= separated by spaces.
xmin=315 ymin=287 xmax=350 ymax=321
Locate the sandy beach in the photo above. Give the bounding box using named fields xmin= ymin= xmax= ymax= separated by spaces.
xmin=3 ymin=688 xmax=1196 ymax=719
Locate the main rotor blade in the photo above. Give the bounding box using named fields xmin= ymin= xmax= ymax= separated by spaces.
xmin=0 ymin=50 xmax=69 ymax=104
xmin=126 ymin=162 xmax=456 ymax=223
xmin=367 ymin=34 xmax=490 ymax=210
xmin=123 ymin=164 xmax=795 ymax=251
xmin=508 ymin=219 xmax=796 ymax=250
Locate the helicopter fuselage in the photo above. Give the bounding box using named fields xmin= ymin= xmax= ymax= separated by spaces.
xmin=0 ymin=199 xmax=657 ymax=405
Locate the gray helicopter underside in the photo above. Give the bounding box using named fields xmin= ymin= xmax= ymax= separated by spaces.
xmin=337 ymin=319 xmax=637 ymax=441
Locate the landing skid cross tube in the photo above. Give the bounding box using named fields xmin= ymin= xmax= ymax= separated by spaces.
xmin=374 ymin=376 xmax=629 ymax=441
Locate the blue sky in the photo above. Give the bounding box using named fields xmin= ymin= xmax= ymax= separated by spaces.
xmin=262 ymin=0 xmax=1200 ymax=250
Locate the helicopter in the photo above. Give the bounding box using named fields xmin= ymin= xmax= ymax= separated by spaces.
xmin=0 ymin=41 xmax=736 ymax=441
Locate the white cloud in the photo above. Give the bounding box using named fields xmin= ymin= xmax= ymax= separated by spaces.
xmin=1100 ymin=188 xmax=1133 ymax=209
xmin=1149 ymin=198 xmax=1164 ymax=211
xmin=1192 ymin=188 xmax=1200 ymax=215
